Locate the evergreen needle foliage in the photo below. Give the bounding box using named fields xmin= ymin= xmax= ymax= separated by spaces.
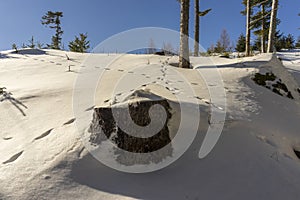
xmin=41 ymin=11 xmax=64 ymax=50
xmin=68 ymin=33 xmax=90 ymax=53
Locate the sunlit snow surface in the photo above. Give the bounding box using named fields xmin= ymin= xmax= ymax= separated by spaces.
xmin=0 ymin=49 xmax=300 ymax=200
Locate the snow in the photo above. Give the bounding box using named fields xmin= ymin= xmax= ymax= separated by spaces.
xmin=0 ymin=49 xmax=300 ymax=199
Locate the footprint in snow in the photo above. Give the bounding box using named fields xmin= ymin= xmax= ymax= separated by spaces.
xmin=63 ymin=118 xmax=76 ymax=126
xmin=34 ymin=129 xmax=54 ymax=141
xmin=3 ymin=151 xmax=23 ymax=164
xmin=194 ymin=96 xmax=203 ymax=100
xmin=3 ymin=137 xmax=13 ymax=140
xmin=85 ymin=106 xmax=95 ymax=111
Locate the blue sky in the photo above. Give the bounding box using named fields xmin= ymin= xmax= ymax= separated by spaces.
xmin=0 ymin=0 xmax=299 ymax=51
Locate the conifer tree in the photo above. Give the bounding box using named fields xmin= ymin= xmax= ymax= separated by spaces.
xmin=236 ymin=33 xmax=246 ymax=52
xmin=68 ymin=33 xmax=90 ymax=53
xmin=27 ymin=36 xmax=35 ymax=49
xmin=194 ymin=0 xmax=211 ymax=56
xmin=241 ymin=0 xmax=277 ymax=53
xmin=41 ymin=11 xmax=64 ymax=50
xmin=267 ymin=0 xmax=279 ymax=53
xmin=245 ymin=0 xmax=251 ymax=56
xmin=179 ymin=0 xmax=190 ymax=68
xmin=296 ymin=36 xmax=300 ymax=49
xmin=12 ymin=44 xmax=18 ymax=53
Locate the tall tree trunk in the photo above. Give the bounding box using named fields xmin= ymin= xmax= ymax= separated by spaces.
xmin=194 ymin=0 xmax=199 ymax=57
xmin=179 ymin=0 xmax=190 ymax=68
xmin=267 ymin=0 xmax=279 ymax=53
xmin=245 ymin=0 xmax=251 ymax=56
xmin=261 ymin=4 xmax=266 ymax=53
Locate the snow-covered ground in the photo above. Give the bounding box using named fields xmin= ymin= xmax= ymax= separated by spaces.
xmin=1 ymin=49 xmax=300 ymax=200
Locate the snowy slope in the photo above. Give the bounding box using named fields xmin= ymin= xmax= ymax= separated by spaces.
xmin=1 ymin=49 xmax=300 ymax=200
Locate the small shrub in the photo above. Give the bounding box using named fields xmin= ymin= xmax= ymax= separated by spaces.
xmin=12 ymin=44 xmax=18 ymax=53
xmin=221 ymin=52 xmax=230 ymax=58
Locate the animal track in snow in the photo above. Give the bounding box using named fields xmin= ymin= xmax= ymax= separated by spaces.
xmin=3 ymin=151 xmax=23 ymax=164
xmin=34 ymin=129 xmax=53 ymax=141
xmin=85 ymin=106 xmax=95 ymax=111
xmin=63 ymin=118 xmax=76 ymax=126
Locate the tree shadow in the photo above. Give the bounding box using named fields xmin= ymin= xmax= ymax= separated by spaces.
xmin=15 ymin=49 xmax=46 ymax=55
xmin=194 ymin=60 xmax=269 ymax=69
xmin=0 ymin=89 xmax=28 ymax=116
xmin=0 ymin=53 xmax=21 ymax=59
xmin=70 ymin=102 xmax=213 ymax=200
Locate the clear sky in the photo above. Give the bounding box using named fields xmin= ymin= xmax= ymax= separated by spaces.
xmin=0 ymin=0 xmax=299 ymax=51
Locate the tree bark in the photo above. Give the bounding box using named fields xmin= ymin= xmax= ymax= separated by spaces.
xmin=267 ymin=0 xmax=279 ymax=53
xmin=245 ymin=0 xmax=251 ymax=56
xmin=261 ymin=4 xmax=266 ymax=53
xmin=194 ymin=0 xmax=199 ymax=57
xmin=179 ymin=0 xmax=190 ymax=68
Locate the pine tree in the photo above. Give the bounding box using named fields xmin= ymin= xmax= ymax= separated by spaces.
xmin=179 ymin=0 xmax=190 ymax=68
xmin=274 ymin=31 xmax=284 ymax=51
xmin=296 ymin=36 xmax=300 ymax=49
xmin=235 ymin=33 xmax=246 ymax=52
xmin=275 ymin=33 xmax=295 ymax=50
xmin=245 ymin=0 xmax=251 ymax=56
xmin=267 ymin=0 xmax=279 ymax=53
xmin=251 ymin=0 xmax=273 ymax=53
xmin=214 ymin=41 xmax=224 ymax=53
xmin=252 ymin=36 xmax=262 ymax=51
xmin=241 ymin=0 xmax=277 ymax=53
xmin=12 ymin=44 xmax=18 ymax=53
xmin=207 ymin=44 xmax=215 ymax=55
xmin=27 ymin=36 xmax=35 ymax=49
xmin=37 ymin=41 xmax=44 ymax=49
xmin=41 ymin=11 xmax=64 ymax=50
xmin=193 ymin=0 xmax=211 ymax=56
xmin=68 ymin=33 xmax=90 ymax=53
xmin=285 ymin=34 xmax=295 ymax=49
